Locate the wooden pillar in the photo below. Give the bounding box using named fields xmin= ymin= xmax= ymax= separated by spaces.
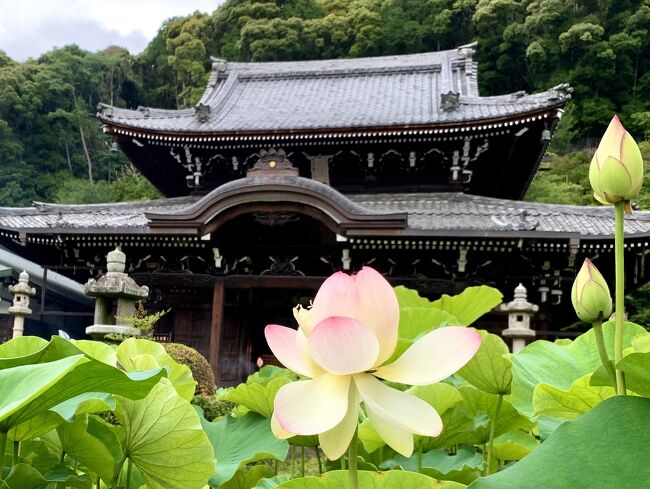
xmin=210 ymin=278 xmax=225 ymax=385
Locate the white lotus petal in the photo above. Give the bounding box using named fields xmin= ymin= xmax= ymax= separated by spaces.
xmin=319 ymin=383 xmax=360 ymax=460
xmin=354 ymin=373 xmax=442 ymax=436
xmin=308 ymin=317 xmax=379 ymax=375
xmin=353 ymin=267 xmax=399 ymax=366
xmin=271 ymin=411 xmax=294 ymax=440
xmin=365 ymin=402 xmax=414 ymax=457
xmin=374 ymin=327 xmax=481 ymax=385
xmin=264 ymin=324 xmax=323 ymax=378
xmin=274 ymin=374 xmax=350 ymax=435
xmin=305 ymin=272 xmax=357 ymax=335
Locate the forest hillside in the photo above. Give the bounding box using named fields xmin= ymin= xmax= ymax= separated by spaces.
xmin=1 ymin=0 xmax=649 ymax=205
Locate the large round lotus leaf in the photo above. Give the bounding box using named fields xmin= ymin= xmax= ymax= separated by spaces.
xmin=276 ymin=470 xmax=466 ymax=489
xmin=492 ymin=430 xmax=539 ymax=461
xmin=457 ymin=330 xmax=512 ymax=394
xmin=116 ymin=378 xmax=214 ymax=489
xmin=532 ymin=373 xmax=615 ymax=420
xmin=222 ymin=376 xmax=292 ymax=418
xmin=468 ymin=396 xmax=650 ymax=489
xmin=116 ymin=338 xmax=195 ymax=400
xmin=72 ymin=340 xmax=117 ymax=366
xmin=0 ymin=336 xmax=79 ymax=369
xmin=510 ymin=321 xmax=645 ymax=417
xmin=198 ymin=410 xmax=289 ymax=488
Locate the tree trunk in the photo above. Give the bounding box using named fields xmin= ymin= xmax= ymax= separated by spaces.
xmin=64 ymin=141 xmax=73 ymax=175
xmin=79 ymin=123 xmax=93 ymax=182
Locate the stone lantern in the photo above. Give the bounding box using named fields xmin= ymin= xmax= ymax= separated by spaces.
xmin=85 ymin=247 xmax=149 ymax=339
xmin=8 ymin=270 xmax=36 ymax=338
xmin=500 ymin=283 xmax=539 ymax=353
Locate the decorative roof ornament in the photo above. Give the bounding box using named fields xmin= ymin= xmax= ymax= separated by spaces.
xmin=195 ymin=103 xmax=211 ymax=123
xmin=137 ymin=106 xmax=151 ymax=118
xmin=548 ymin=83 xmax=573 ymax=101
xmin=247 ymin=148 xmax=299 ymax=177
xmin=441 ymin=91 xmax=460 ymax=112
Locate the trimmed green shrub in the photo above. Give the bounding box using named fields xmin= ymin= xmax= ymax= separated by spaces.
xmin=192 ymin=394 xmax=237 ymax=421
xmin=162 ymin=342 xmax=216 ymax=396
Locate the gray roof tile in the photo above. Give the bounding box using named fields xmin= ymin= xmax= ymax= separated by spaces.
xmin=0 ymin=185 xmax=648 ymax=240
xmin=97 ymin=45 xmax=571 ymax=134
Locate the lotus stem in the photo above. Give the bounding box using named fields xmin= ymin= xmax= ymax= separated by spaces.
xmin=290 ymin=445 xmax=295 ymax=478
xmin=0 ymin=432 xmax=6 ymax=479
xmin=12 ymin=441 xmax=18 ymax=466
xmin=593 ymin=319 xmax=617 ymax=388
xmin=126 ymin=458 xmax=132 ymax=489
xmin=417 ymin=447 xmax=423 ymax=472
xmin=315 ymin=446 xmax=323 ymax=474
xmin=486 ymin=394 xmax=503 ymax=476
xmin=300 ymin=446 xmax=305 ymax=477
xmin=614 ymin=201 xmax=627 ymax=395
xmin=349 ymin=427 xmax=359 ymax=489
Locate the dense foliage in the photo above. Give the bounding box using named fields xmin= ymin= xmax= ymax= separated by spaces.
xmin=162 ymin=342 xmax=217 ymax=396
xmin=1 ymin=0 xmax=650 ymax=205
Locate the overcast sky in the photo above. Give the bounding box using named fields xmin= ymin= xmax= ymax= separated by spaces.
xmin=0 ymin=0 xmax=224 ymax=61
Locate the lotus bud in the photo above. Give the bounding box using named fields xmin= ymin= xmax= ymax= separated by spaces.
xmin=589 ymin=115 xmax=643 ymax=207
xmin=571 ymin=259 xmax=612 ymax=322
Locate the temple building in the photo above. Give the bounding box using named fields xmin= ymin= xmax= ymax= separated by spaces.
xmin=1 ymin=44 xmax=649 ymax=384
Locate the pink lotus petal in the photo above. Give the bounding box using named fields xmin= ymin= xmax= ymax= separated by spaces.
xmin=354 ymin=373 xmax=442 ymax=437
xmin=354 ymin=267 xmax=399 ymax=366
xmin=265 ymin=324 xmax=324 ymax=378
xmin=308 ymin=317 xmax=379 ymax=375
xmin=319 ymin=383 xmax=360 ymax=460
xmin=274 ymin=374 xmax=350 ymax=435
xmin=306 ymin=272 xmax=357 ymax=334
xmin=270 ymin=411 xmax=294 ymax=440
xmin=374 ymin=327 xmax=481 ymax=385
xmin=365 ymin=402 xmax=414 ymax=457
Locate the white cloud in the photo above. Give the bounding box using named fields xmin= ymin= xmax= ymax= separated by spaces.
xmin=0 ymin=0 xmax=223 ymax=60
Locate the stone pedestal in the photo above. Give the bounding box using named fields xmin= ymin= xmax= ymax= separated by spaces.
xmin=501 ymin=283 xmax=539 ymax=353
xmin=85 ymin=247 xmax=149 ymax=340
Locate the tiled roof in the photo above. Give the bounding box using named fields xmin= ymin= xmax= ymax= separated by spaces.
xmin=0 ymin=187 xmax=648 ymax=239
xmin=0 ymin=197 xmax=196 ymax=232
xmin=97 ymin=45 xmax=571 ymax=134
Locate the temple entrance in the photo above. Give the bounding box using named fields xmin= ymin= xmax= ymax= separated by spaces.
xmin=216 ymin=281 xmax=321 ymax=385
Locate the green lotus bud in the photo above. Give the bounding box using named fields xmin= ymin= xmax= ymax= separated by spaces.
xmin=589 ymin=115 xmax=644 ymax=206
xmin=571 ymin=258 xmax=612 ymax=323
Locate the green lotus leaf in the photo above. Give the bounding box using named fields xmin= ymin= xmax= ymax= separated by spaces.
xmin=199 ymin=411 xmax=289 ymax=488
xmin=245 ymin=366 xmax=298 ymax=386
xmin=0 ymin=463 xmax=91 ymax=489
xmin=57 ymin=414 xmax=122 ymax=484
xmin=358 ymin=416 xmax=387 ymax=453
xmin=72 ymin=339 xmax=117 ymax=365
xmin=0 ymin=336 xmax=48 ymax=365
xmin=458 ymin=385 xmax=533 ymax=445
xmin=0 ymin=353 xmax=164 ymax=434
xmin=221 ymin=465 xmax=275 ymax=489
xmin=457 ymin=330 xmax=512 ymax=395
xmin=510 ymin=321 xmax=645 ymax=417
xmin=532 ymin=373 xmax=615 ymax=420
xmin=0 ymin=336 xmax=79 ymax=369
xmin=430 ymin=286 xmax=503 ymax=327
xmin=253 ymin=475 xmax=290 ymax=489
xmin=492 ymin=430 xmax=539 ymax=461
xmin=406 ymin=383 xmax=465 ymax=452
xmin=468 ymin=396 xmax=650 ymax=489
xmin=116 ymin=378 xmax=214 ymax=489
xmin=407 ymin=383 xmax=464 ymax=415
xmin=275 ymin=470 xmax=466 ymax=489
xmin=8 ymin=392 xmax=116 ymax=441
xmin=116 ymin=337 xmax=196 ymax=400
xmin=606 ymin=331 xmax=650 ymax=396
xmin=222 ymin=377 xmax=292 ymax=418
xmin=394 ymin=286 xmax=459 ymax=341
xmin=382 ymin=447 xmax=483 ymax=484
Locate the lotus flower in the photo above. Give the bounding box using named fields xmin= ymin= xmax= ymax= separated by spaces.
xmin=589 ymin=115 xmax=643 ymax=206
xmin=265 ymin=267 xmax=481 ymax=460
xmin=571 ymin=258 xmax=612 ymax=323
